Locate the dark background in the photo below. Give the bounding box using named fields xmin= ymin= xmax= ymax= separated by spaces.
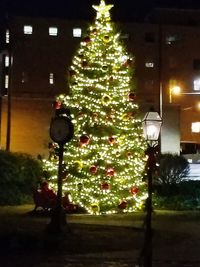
xmin=1 ymin=0 xmax=200 ymax=20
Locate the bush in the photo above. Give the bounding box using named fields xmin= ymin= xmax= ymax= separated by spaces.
xmin=153 ymin=181 xmax=200 ymax=210
xmin=153 ymin=153 xmax=191 ymax=210
xmin=0 ymin=150 xmax=43 ymax=205
xmin=155 ymin=153 xmax=190 ymax=185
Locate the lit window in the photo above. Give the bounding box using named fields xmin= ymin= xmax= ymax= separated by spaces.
xmin=145 ymin=62 xmax=154 ymax=68
xmin=49 ymin=73 xmax=54 ymax=84
xmin=192 ymin=122 xmax=200 ymax=133
xmin=165 ymin=34 xmax=180 ymax=45
xmin=49 ymin=27 xmax=58 ymax=36
xmin=6 ymin=29 xmax=9 ymax=43
xmin=5 ymin=55 xmax=9 ymax=67
xmin=24 ymin=25 xmax=33 ymax=34
xmin=73 ymin=28 xmax=82 ymax=37
xmin=5 ymin=75 xmax=9 ymax=89
xmin=193 ymin=79 xmax=200 ymax=91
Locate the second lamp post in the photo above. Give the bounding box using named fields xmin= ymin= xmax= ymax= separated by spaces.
xmin=142 ymin=110 xmax=162 ymax=267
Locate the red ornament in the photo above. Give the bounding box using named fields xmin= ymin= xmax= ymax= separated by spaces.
xmin=118 ymin=200 xmax=127 ymax=210
xmin=101 ymin=182 xmax=110 ymax=190
xmin=106 ymin=167 xmax=115 ymax=177
xmin=83 ymin=36 xmax=91 ymax=44
xmin=123 ymin=58 xmax=132 ymax=67
xmin=130 ymin=187 xmax=139 ymax=195
xmin=90 ymin=165 xmax=97 ymax=174
xmin=48 ymin=142 xmax=57 ymax=149
xmin=128 ymin=93 xmax=136 ymax=101
xmin=52 ymin=100 xmax=62 ymax=109
xmin=80 ymin=135 xmax=90 ymax=146
xmin=108 ymin=136 xmax=115 ymax=144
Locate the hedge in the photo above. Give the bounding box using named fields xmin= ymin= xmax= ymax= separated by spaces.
xmin=0 ymin=150 xmax=43 ymax=205
xmin=153 ymin=180 xmax=200 ymax=210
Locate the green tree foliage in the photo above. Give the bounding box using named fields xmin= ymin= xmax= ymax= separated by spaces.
xmin=0 ymin=150 xmax=42 ymax=205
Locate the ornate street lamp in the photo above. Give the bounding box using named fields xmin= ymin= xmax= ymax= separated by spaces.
xmin=142 ymin=110 xmax=162 ymax=267
xmin=142 ymin=111 xmax=162 ymax=145
xmin=47 ymin=112 xmax=74 ymax=233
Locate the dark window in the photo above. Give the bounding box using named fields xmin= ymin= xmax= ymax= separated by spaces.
xmin=145 ymin=32 xmax=155 ymax=43
xmin=180 ymin=142 xmax=200 ymax=154
xmin=169 ymin=57 xmax=177 ymax=69
xmin=193 ymin=59 xmax=200 ymax=70
xmin=22 ymin=72 xmax=28 ymax=83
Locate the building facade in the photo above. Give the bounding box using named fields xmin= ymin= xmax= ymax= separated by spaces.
xmin=0 ymin=9 xmax=200 ymax=157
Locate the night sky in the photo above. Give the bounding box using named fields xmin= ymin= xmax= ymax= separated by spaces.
xmin=1 ymin=0 xmax=200 ymax=20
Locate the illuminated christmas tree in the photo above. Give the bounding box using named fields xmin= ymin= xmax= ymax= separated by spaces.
xmin=44 ymin=0 xmax=147 ymax=214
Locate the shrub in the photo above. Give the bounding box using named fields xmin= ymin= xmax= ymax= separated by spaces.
xmin=152 ymin=154 xmax=198 ymax=210
xmin=155 ymin=153 xmax=190 ymax=185
xmin=153 ymin=181 xmax=200 ymax=210
xmin=0 ymin=150 xmax=43 ymax=205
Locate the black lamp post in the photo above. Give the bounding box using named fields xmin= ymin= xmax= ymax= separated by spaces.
xmin=142 ymin=110 xmax=162 ymax=267
xmin=47 ymin=114 xmax=74 ymax=233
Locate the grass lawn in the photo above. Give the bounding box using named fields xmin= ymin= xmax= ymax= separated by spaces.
xmin=0 ymin=205 xmax=200 ymax=266
xmin=0 ymin=204 xmax=145 ymax=252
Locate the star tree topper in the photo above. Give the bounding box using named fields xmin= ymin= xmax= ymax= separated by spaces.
xmin=92 ymin=0 xmax=113 ymax=19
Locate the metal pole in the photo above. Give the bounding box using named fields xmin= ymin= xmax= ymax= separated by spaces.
xmin=143 ymin=146 xmax=156 ymax=267
xmin=6 ymin=77 xmax=11 ymax=151
xmin=0 ymin=95 xmax=2 ymax=148
xmin=158 ymin=23 xmax=163 ymax=117
xmin=57 ymin=143 xmax=64 ymax=207
xmin=47 ymin=143 xmax=67 ymax=233
xmin=158 ymin=24 xmax=163 ymax=155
